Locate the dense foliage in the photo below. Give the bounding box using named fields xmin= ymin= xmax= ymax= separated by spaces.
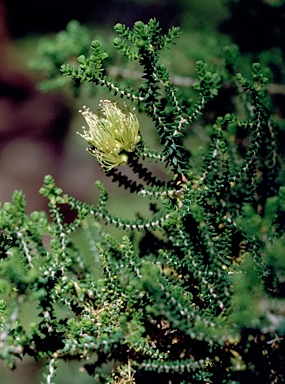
xmin=1 ymin=19 xmax=285 ymax=383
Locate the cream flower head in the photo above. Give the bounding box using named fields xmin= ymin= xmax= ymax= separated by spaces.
xmin=78 ymin=100 xmax=141 ymax=171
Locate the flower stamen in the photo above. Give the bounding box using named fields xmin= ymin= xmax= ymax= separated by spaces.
xmin=78 ymin=100 xmax=141 ymax=171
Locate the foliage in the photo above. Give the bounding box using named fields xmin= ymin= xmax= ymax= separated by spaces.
xmin=1 ymin=19 xmax=285 ymax=383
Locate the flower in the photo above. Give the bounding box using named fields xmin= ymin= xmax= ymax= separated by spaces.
xmin=78 ymin=100 xmax=141 ymax=171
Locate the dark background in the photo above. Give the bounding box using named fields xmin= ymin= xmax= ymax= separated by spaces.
xmin=3 ymin=0 xmax=181 ymax=37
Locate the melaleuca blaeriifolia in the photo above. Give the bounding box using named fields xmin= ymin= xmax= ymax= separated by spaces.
xmin=0 ymin=19 xmax=284 ymax=384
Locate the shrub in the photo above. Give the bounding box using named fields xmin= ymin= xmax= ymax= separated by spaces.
xmin=1 ymin=19 xmax=285 ymax=383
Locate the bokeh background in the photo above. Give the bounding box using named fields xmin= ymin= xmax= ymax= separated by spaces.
xmin=1 ymin=0 xmax=285 ymax=382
